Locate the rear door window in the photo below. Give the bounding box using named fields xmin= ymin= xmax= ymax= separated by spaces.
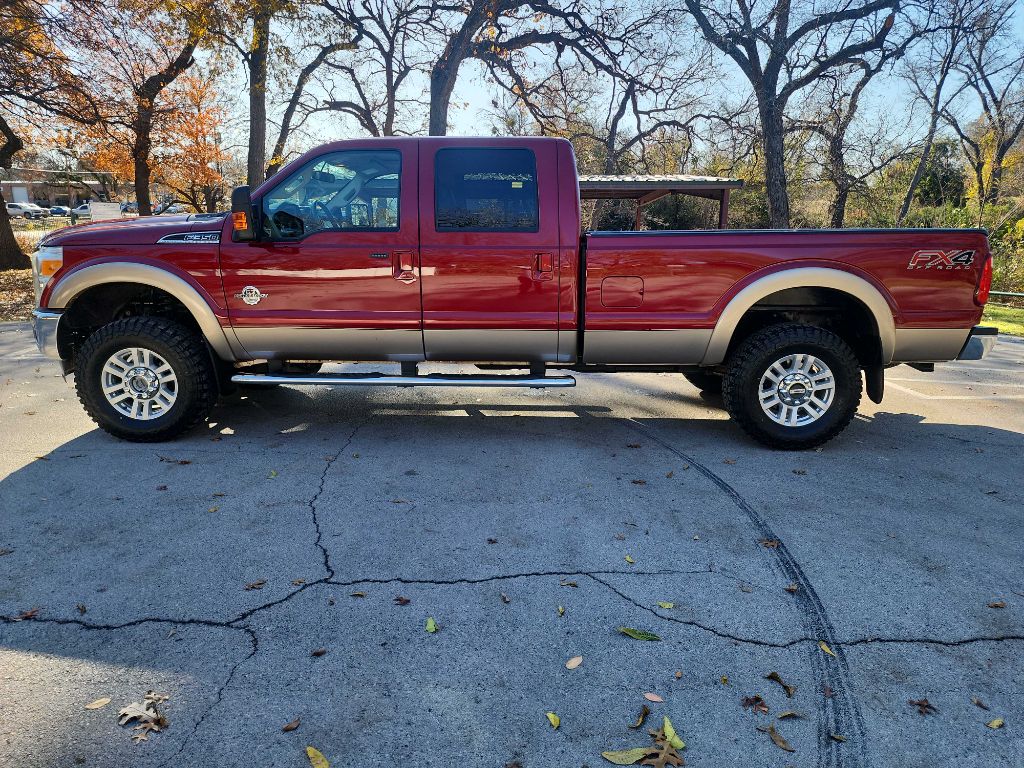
xmin=434 ymin=148 xmax=538 ymax=232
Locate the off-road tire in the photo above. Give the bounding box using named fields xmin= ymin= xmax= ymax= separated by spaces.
xmin=722 ymin=323 xmax=861 ymax=450
xmin=683 ymin=371 xmax=723 ymax=394
xmin=75 ymin=317 xmax=218 ymax=441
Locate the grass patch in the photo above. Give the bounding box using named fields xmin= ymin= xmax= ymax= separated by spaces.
xmin=983 ymin=303 xmax=1024 ymax=337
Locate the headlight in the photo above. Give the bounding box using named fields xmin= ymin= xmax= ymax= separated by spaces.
xmin=32 ymin=245 xmax=63 ymax=305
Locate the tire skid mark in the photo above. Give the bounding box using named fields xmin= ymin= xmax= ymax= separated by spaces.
xmin=622 ymin=418 xmax=868 ymax=768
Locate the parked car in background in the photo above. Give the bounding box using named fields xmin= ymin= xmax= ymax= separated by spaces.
xmin=6 ymin=202 xmax=49 ymax=219
xmin=154 ymin=202 xmax=185 ymax=215
xmin=50 ymin=206 xmax=71 ymax=216
xmin=120 ymin=202 xmax=138 ymax=214
xmin=71 ymin=203 xmax=92 ymax=218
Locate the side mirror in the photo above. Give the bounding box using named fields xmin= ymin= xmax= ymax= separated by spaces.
xmin=230 ymin=186 xmax=256 ymax=242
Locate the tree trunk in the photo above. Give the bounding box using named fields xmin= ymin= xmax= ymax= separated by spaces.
xmin=829 ymin=186 xmax=850 ymax=229
xmin=247 ymin=7 xmax=271 ymax=186
xmin=0 ymin=117 xmax=29 ymax=270
xmin=428 ymin=60 xmax=461 ymax=136
xmin=759 ymin=100 xmax=791 ymax=228
xmin=133 ymin=106 xmax=154 ymax=215
xmin=898 ymin=115 xmax=939 ymax=223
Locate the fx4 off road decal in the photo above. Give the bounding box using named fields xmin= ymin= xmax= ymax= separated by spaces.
xmin=907 ymin=249 xmax=976 ymax=270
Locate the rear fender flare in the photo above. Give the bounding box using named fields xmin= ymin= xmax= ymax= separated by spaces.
xmin=47 ymin=262 xmax=236 ymax=360
xmin=701 ymin=267 xmax=896 ymax=365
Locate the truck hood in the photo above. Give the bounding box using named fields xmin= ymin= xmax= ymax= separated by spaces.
xmin=40 ymin=213 xmax=226 ymax=247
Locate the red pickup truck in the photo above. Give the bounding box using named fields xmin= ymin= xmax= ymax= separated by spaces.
xmin=30 ymin=137 xmax=996 ymax=448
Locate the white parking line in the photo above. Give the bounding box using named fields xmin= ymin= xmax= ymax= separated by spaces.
xmin=887 ymin=382 xmax=1024 ymax=400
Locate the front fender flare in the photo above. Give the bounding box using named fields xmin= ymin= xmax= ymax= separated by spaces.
xmin=47 ymin=262 xmax=236 ymax=360
xmin=701 ymin=267 xmax=896 ymax=366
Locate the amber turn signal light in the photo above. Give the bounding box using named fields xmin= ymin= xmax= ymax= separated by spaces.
xmin=232 ymin=211 xmax=248 ymax=230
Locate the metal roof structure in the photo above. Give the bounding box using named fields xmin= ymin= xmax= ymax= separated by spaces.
xmin=578 ymin=174 xmax=744 ymax=229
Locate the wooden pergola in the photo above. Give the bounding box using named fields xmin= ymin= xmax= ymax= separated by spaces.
xmin=578 ymin=174 xmax=744 ymax=230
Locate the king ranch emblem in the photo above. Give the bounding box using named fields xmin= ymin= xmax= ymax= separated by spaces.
xmin=907 ymin=249 xmax=976 ymax=270
xmin=236 ymin=285 xmax=268 ymax=305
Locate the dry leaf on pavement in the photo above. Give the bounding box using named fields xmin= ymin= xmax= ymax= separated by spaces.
xmin=765 ymin=671 xmax=796 ymax=697
xmin=617 ymin=627 xmax=661 ymax=641
xmin=84 ymin=698 xmax=111 ymax=710
xmin=643 ymin=693 xmax=664 ymax=703
xmin=742 ymin=695 xmax=769 ymax=714
xmin=909 ymin=698 xmax=938 ymax=716
xmin=244 ymin=580 xmax=266 ymax=591
xmin=758 ymin=722 xmax=795 ymax=752
xmin=306 ymin=746 xmax=330 ymax=768
xmin=546 ymin=711 xmax=560 ymax=729
xmin=566 ymin=655 xmax=583 ymax=670
xmin=628 ymin=704 xmax=650 ymax=729
xmin=601 ymin=747 xmax=652 ymax=765
xmin=986 ymin=718 xmax=1005 ymax=729
xmin=282 ymin=718 xmax=300 ymax=732
xmin=818 ymin=640 xmax=836 ymax=657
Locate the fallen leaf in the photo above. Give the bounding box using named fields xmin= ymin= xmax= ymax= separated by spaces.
xmin=656 ymin=601 xmax=675 ymax=609
xmin=487 ymin=538 xmax=498 ymax=544
xmin=988 ymin=600 xmax=1006 ymax=609
xmin=0 ymin=547 xmax=13 ymax=556
xmin=723 ymin=458 xmax=737 ymax=465
xmin=282 ymin=718 xmax=300 ymax=732
xmin=765 ymin=671 xmax=796 ymax=698
xmin=792 ymin=469 xmax=807 ymax=475
xmin=76 ymin=603 xmax=87 ymax=615
xmin=625 ymin=555 xmax=636 ymax=564
xmin=618 ymin=626 xmax=661 ymax=642
xmin=268 ymin=470 xmax=278 ymax=479
xmin=662 ymin=716 xmax=685 ymax=750
xmin=394 ymin=595 xmax=411 ymax=605
xmin=739 ymin=583 xmax=753 ymax=593
xmin=13 ymin=607 xmax=39 ymax=621
xmin=244 ymin=580 xmax=266 ymax=591
xmin=908 ymin=698 xmax=938 ymax=716
xmin=84 ymin=698 xmax=111 ymax=710
xmin=349 ymin=591 xmax=366 ymax=597
xmin=777 ymin=710 xmax=804 ymax=720
xmin=720 ymin=675 xmax=729 ymax=686
xmin=643 ymin=693 xmax=664 ymax=703
xmin=559 ymin=579 xmax=578 ymax=588
xmin=759 ymin=538 xmax=780 ymax=548
xmin=306 ymin=746 xmax=330 ymax=768
xmin=760 ymin=722 xmax=795 ymax=752
xmin=546 ymin=711 xmax=560 ymax=729
xmin=785 ymin=583 xmax=799 ymax=593
xmin=643 ymin=721 xmax=685 ymax=766
xmin=566 ymin=655 xmax=583 ymax=670
xmin=557 ymin=605 xmax=565 ymax=617
xmin=665 ymin=471 xmax=674 ymax=479
xmin=818 ymin=640 xmax=836 ymax=657
xmin=425 ymin=617 xmax=438 ymax=633
xmin=986 ymin=718 xmax=1004 ymax=729
xmin=628 ymin=704 xmax=650 ymax=729
xmin=631 ymin=479 xmax=646 ymax=485
xmin=601 ymin=747 xmax=651 ymax=765
xmin=742 ymin=695 xmax=769 ymax=714
xmin=212 ymin=492 xmax=226 ymax=497
xmin=972 ymin=697 xmax=990 ymax=710
xmin=674 ymin=670 xmax=682 ymax=680
xmin=500 ymin=592 xmax=511 ymax=604
xmin=118 ymin=691 xmax=169 ymax=744
xmin=831 ymin=733 xmax=847 ymax=743
xmin=311 ymin=648 xmax=327 ymax=657
xmin=291 ymin=579 xmax=306 ymax=586
xmin=207 ymin=506 xmax=219 ymax=513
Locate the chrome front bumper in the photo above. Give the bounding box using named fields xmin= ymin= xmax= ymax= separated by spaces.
xmin=31 ymin=309 xmax=62 ymax=360
xmin=957 ymin=325 xmax=998 ymax=361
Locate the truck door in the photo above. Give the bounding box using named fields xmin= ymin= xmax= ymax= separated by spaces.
xmin=219 ymin=141 xmax=422 ymax=361
xmin=418 ymin=140 xmax=560 ymax=362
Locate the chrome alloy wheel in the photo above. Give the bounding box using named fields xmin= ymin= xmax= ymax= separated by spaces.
xmin=101 ymin=347 xmax=178 ymax=420
xmin=758 ymin=353 xmax=835 ymax=427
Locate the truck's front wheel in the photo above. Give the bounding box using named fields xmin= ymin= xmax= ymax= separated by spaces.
xmin=722 ymin=324 xmax=861 ymax=450
xmin=75 ymin=317 xmax=218 ymax=441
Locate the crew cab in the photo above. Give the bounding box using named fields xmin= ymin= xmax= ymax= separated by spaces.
xmin=30 ymin=137 xmax=996 ymax=448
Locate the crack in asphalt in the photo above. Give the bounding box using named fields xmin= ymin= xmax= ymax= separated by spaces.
xmin=620 ymin=417 xmax=868 ymax=768
xmin=310 ymin=420 xmax=366 ymax=579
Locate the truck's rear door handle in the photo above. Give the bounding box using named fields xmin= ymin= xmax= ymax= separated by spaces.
xmin=392 ymin=250 xmax=416 ymax=284
xmin=534 ymin=252 xmax=553 ymax=281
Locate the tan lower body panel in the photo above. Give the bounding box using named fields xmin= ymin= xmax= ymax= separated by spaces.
xmin=582 ymin=329 xmax=713 ymax=364
xmin=892 ymin=328 xmax=970 ymax=362
xmin=423 ymin=329 xmax=559 ymax=362
xmin=233 ymin=328 xmax=424 ymax=361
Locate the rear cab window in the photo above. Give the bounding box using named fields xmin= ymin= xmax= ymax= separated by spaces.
xmin=434 ymin=148 xmax=538 ymax=232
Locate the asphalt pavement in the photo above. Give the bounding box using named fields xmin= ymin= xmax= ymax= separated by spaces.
xmin=1 ymin=321 xmax=1022 ymax=768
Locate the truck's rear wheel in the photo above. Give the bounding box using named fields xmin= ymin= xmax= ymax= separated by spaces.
xmin=75 ymin=317 xmax=218 ymax=441
xmin=722 ymin=324 xmax=861 ymax=450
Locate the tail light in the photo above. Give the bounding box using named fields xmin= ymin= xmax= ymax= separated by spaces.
xmin=975 ymin=255 xmax=992 ymax=306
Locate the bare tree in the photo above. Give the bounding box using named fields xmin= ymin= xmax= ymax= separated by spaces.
xmin=0 ymin=0 xmax=98 ymax=268
xmin=943 ymin=0 xmax=1024 ymax=212
xmin=684 ymin=0 xmax=899 ymax=227
xmin=897 ymin=0 xmax=983 ymax=222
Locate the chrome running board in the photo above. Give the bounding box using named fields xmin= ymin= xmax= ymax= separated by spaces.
xmin=231 ymin=372 xmax=576 ymax=389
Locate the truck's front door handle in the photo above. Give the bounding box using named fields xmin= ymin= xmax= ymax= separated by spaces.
xmin=392 ymin=250 xmax=416 ymax=284
xmin=534 ymin=252 xmax=554 ymax=281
